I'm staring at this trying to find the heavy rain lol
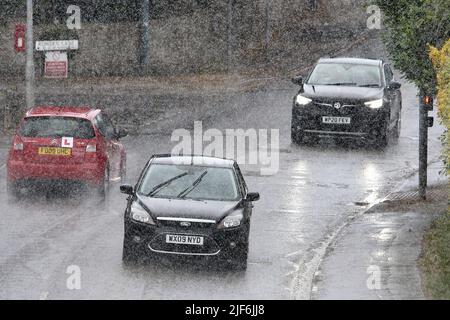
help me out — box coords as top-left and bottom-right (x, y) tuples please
(0, 0), (449, 304)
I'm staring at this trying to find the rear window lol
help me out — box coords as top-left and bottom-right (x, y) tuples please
(19, 117), (95, 139)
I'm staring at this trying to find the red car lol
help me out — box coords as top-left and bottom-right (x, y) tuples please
(7, 106), (127, 200)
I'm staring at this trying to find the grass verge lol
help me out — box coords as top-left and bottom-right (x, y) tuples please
(421, 208), (450, 299)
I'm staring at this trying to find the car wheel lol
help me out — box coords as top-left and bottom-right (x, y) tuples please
(393, 118), (401, 141)
(375, 129), (388, 148)
(6, 181), (21, 203)
(122, 237), (140, 266)
(229, 242), (249, 271)
(120, 160), (127, 184)
(291, 127), (305, 145)
(97, 166), (110, 200)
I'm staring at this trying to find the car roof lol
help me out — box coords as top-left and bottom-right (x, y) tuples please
(151, 155), (236, 168)
(25, 106), (100, 120)
(317, 57), (382, 66)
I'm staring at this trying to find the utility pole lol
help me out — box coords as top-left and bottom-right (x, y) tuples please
(25, 0), (35, 109)
(264, 0), (270, 63)
(418, 94), (434, 199)
(140, 0), (150, 73)
(227, 0), (234, 71)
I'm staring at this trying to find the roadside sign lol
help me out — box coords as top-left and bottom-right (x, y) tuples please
(36, 40), (78, 51)
(44, 51), (68, 78)
(14, 24), (26, 52)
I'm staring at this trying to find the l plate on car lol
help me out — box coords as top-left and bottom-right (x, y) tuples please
(322, 116), (351, 124)
(166, 234), (204, 246)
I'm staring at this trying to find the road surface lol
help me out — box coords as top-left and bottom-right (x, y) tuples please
(0, 40), (444, 300)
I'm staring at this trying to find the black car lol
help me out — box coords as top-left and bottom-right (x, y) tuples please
(120, 155), (260, 270)
(291, 57), (402, 147)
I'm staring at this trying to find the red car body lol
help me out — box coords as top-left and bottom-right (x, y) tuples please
(7, 106), (126, 194)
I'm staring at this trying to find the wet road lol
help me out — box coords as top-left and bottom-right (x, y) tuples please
(0, 72), (444, 299)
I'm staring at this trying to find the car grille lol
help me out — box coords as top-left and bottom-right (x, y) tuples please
(156, 217), (216, 230)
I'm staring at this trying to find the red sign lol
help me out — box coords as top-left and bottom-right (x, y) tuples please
(44, 51), (68, 78)
(14, 24), (26, 53)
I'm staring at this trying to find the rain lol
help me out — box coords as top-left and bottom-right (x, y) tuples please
(0, 0), (448, 303)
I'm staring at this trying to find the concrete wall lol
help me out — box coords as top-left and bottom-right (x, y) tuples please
(0, 0), (373, 77)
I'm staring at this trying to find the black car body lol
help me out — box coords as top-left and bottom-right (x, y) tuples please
(291, 58), (402, 147)
(120, 155), (260, 270)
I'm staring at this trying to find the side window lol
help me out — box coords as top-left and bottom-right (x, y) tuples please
(102, 114), (116, 139)
(94, 113), (115, 139)
(234, 164), (248, 196)
(384, 64), (394, 84)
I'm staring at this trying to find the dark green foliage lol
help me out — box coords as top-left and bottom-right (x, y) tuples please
(374, 0), (450, 95)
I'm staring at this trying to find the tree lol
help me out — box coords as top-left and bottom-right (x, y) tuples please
(374, 0), (449, 95)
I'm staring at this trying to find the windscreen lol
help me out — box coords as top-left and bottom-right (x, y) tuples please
(138, 164), (239, 201)
(307, 63), (382, 87)
(19, 117), (95, 139)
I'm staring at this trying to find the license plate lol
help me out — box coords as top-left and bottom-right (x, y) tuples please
(38, 147), (72, 156)
(166, 234), (204, 246)
(322, 116), (351, 124)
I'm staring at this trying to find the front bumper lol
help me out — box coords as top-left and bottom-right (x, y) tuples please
(291, 103), (388, 139)
(7, 160), (104, 186)
(124, 218), (248, 258)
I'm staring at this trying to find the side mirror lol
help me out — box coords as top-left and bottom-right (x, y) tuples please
(116, 128), (128, 139)
(388, 81), (401, 90)
(291, 75), (303, 86)
(120, 184), (134, 195)
(246, 192), (260, 202)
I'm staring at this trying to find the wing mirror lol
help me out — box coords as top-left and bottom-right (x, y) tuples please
(388, 81), (401, 90)
(120, 184), (134, 195)
(291, 75), (303, 86)
(116, 128), (128, 139)
(246, 192), (260, 202)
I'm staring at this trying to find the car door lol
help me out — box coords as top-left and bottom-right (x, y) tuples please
(234, 164), (253, 220)
(94, 113), (123, 181)
(384, 64), (401, 127)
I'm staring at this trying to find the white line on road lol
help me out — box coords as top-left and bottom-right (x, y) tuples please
(39, 291), (49, 300)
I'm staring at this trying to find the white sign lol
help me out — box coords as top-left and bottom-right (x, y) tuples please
(62, 137), (74, 148)
(45, 51), (68, 78)
(36, 40), (78, 51)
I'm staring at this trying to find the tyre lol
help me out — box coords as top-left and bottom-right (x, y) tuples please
(120, 160), (127, 184)
(97, 166), (110, 201)
(291, 126), (305, 145)
(6, 181), (21, 203)
(228, 243), (248, 271)
(393, 118), (401, 141)
(375, 129), (388, 148)
(227, 230), (249, 271)
(122, 237), (140, 266)
(373, 116), (389, 148)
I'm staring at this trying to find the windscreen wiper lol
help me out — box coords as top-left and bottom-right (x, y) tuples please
(358, 84), (381, 87)
(325, 82), (357, 86)
(146, 172), (188, 197)
(177, 170), (208, 199)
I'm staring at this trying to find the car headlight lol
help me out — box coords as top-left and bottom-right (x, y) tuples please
(130, 201), (155, 225)
(218, 211), (244, 229)
(295, 95), (312, 106)
(364, 98), (383, 109)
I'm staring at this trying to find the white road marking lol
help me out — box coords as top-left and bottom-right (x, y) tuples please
(39, 291), (49, 300)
